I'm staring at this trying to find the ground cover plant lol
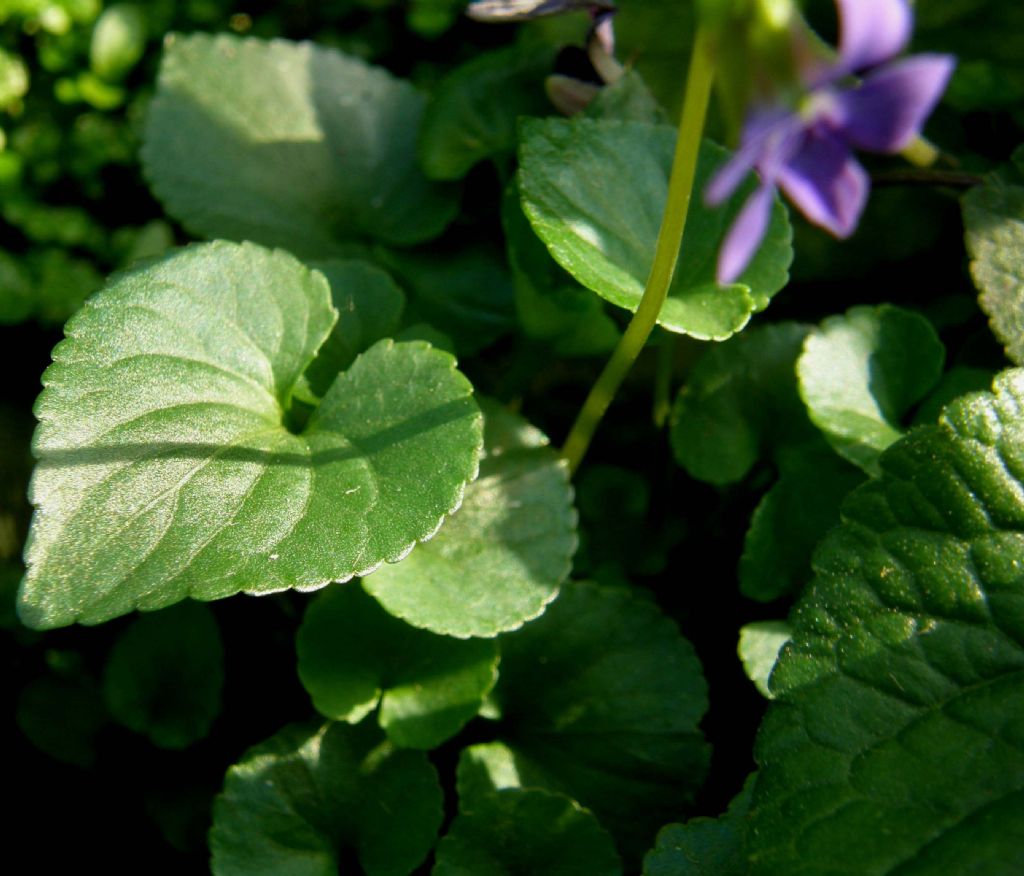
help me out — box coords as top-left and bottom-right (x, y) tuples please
(3, 0), (1024, 872)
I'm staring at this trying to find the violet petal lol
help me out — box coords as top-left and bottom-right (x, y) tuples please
(834, 54), (955, 152)
(834, 0), (911, 74)
(704, 108), (796, 205)
(716, 183), (776, 285)
(776, 129), (868, 238)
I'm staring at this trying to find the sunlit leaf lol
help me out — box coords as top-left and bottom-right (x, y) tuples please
(19, 241), (482, 628)
(797, 304), (945, 474)
(748, 368), (1024, 874)
(363, 403), (574, 638)
(963, 175), (1024, 365)
(142, 34), (458, 257)
(518, 118), (792, 339)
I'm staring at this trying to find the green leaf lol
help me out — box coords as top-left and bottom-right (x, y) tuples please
(493, 581), (710, 861)
(963, 177), (1024, 365)
(435, 789), (622, 876)
(737, 621), (791, 699)
(670, 323), (814, 485)
(142, 34), (458, 257)
(797, 304), (946, 474)
(19, 241), (482, 629)
(302, 259), (405, 398)
(911, 366), (997, 427)
(16, 674), (107, 767)
(502, 185), (619, 358)
(210, 721), (443, 876)
(375, 241), (518, 357)
(642, 781), (752, 876)
(363, 403), (575, 638)
(418, 43), (557, 181)
(434, 742), (622, 875)
(739, 445), (864, 602)
(747, 368), (1024, 874)
(296, 582), (499, 749)
(584, 70), (667, 124)
(103, 601), (224, 748)
(517, 118), (792, 339)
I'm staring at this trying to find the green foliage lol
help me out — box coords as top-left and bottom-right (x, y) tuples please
(642, 782), (752, 876)
(797, 305), (946, 474)
(103, 601), (224, 748)
(436, 745), (622, 876)
(419, 43), (557, 181)
(493, 581), (710, 860)
(209, 721), (444, 876)
(18, 241), (482, 628)
(737, 620), (791, 699)
(963, 171), (1024, 365)
(363, 403), (575, 638)
(301, 258), (406, 398)
(670, 323), (814, 484)
(747, 369), (1024, 874)
(518, 119), (793, 339)
(297, 582), (499, 748)
(142, 33), (459, 257)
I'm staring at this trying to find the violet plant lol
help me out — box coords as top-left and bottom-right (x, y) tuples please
(3, 0), (1024, 873)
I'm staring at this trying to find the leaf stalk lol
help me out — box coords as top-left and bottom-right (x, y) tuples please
(560, 26), (715, 474)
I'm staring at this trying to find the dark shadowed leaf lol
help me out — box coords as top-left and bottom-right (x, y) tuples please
(297, 582), (498, 749)
(210, 721), (443, 876)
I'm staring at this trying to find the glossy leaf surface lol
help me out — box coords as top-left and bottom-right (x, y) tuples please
(748, 369), (1024, 874)
(518, 119), (792, 339)
(797, 304), (945, 474)
(19, 241), (482, 628)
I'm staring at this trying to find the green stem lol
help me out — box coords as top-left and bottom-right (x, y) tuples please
(560, 26), (715, 475)
(652, 333), (674, 428)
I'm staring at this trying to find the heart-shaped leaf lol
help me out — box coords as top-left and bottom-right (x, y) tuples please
(142, 34), (458, 258)
(19, 241), (482, 629)
(492, 581), (710, 861)
(210, 721), (443, 876)
(517, 118), (792, 340)
(747, 368), (1024, 874)
(797, 304), (945, 474)
(302, 259), (405, 398)
(103, 601), (224, 748)
(297, 581), (499, 749)
(362, 402), (575, 638)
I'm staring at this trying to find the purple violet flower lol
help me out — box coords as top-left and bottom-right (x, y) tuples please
(706, 0), (955, 285)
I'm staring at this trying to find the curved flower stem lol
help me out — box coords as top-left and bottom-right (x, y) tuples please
(561, 26), (715, 475)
